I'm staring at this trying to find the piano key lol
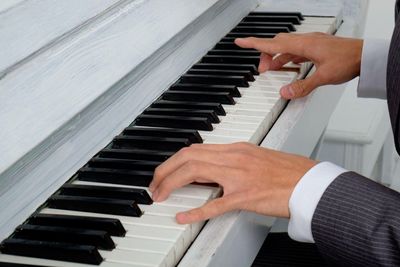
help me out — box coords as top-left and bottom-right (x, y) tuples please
(100, 249), (168, 267)
(248, 11), (305, 20)
(231, 26), (290, 33)
(191, 63), (259, 75)
(0, 239), (103, 265)
(225, 32), (276, 38)
(178, 74), (249, 87)
(89, 158), (160, 171)
(201, 55), (259, 65)
(143, 108), (220, 123)
(163, 90), (236, 104)
(47, 195), (143, 217)
(0, 253), (155, 267)
(122, 127), (203, 143)
(237, 21), (296, 31)
(242, 15), (301, 25)
(27, 214), (126, 237)
(78, 167), (154, 187)
(170, 83), (241, 97)
(113, 135), (193, 151)
(135, 114), (213, 131)
(185, 69), (254, 82)
(72, 181), (221, 201)
(59, 184), (153, 205)
(40, 209), (192, 245)
(13, 224), (115, 250)
(207, 50), (260, 57)
(0, 262), (40, 267)
(150, 100), (226, 115)
(99, 148), (173, 162)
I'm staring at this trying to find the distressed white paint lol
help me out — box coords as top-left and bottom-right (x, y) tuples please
(0, 0), (122, 77)
(0, 0), (24, 13)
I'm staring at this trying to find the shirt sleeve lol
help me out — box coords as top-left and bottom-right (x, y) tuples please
(287, 162), (347, 243)
(358, 38), (391, 99)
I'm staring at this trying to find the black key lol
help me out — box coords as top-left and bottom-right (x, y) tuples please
(113, 135), (192, 150)
(47, 195), (143, 217)
(248, 11), (305, 20)
(60, 184), (153, 204)
(135, 114), (213, 131)
(89, 157), (159, 171)
(13, 224), (115, 250)
(99, 148), (174, 162)
(78, 167), (154, 187)
(123, 126), (203, 143)
(225, 32), (276, 38)
(162, 91), (235, 105)
(170, 83), (241, 97)
(143, 108), (220, 123)
(28, 214), (126, 237)
(231, 26), (290, 33)
(202, 55), (259, 65)
(192, 63), (259, 75)
(186, 69), (254, 82)
(0, 238), (103, 265)
(237, 22), (296, 31)
(151, 100), (226, 115)
(208, 50), (260, 57)
(213, 41), (256, 50)
(178, 74), (249, 87)
(242, 15), (301, 25)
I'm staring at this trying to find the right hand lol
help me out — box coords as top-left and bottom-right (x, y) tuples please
(235, 33), (363, 99)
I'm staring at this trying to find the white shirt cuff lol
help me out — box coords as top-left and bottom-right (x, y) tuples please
(288, 162), (347, 243)
(358, 38), (391, 99)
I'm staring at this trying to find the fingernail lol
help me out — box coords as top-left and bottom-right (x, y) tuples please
(282, 86), (295, 98)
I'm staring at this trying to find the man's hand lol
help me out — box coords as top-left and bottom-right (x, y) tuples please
(235, 33), (363, 99)
(149, 143), (317, 224)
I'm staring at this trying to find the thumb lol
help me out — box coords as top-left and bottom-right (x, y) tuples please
(280, 73), (321, 99)
(175, 195), (238, 224)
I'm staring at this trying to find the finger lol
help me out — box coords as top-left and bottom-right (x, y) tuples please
(292, 56), (309, 64)
(279, 72), (322, 99)
(176, 194), (241, 224)
(151, 147), (234, 191)
(234, 37), (282, 54)
(270, 54), (308, 70)
(234, 35), (308, 57)
(153, 161), (241, 202)
(258, 53), (273, 73)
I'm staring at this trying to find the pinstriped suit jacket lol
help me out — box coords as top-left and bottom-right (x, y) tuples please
(311, 2), (400, 266)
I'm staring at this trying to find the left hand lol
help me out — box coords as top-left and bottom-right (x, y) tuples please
(149, 142), (317, 224)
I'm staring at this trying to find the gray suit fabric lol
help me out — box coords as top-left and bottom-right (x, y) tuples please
(311, 2), (400, 266)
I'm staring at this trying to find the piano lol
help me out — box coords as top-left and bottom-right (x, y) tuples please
(0, 0), (368, 266)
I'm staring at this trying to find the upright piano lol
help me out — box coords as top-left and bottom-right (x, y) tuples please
(0, 0), (368, 266)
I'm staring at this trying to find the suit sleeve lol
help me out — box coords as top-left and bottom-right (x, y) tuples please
(311, 172), (400, 266)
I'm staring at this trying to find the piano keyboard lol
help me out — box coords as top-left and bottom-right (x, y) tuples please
(0, 12), (337, 267)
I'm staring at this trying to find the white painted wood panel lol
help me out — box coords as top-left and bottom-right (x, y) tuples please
(0, 0), (122, 77)
(0, 0), (24, 14)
